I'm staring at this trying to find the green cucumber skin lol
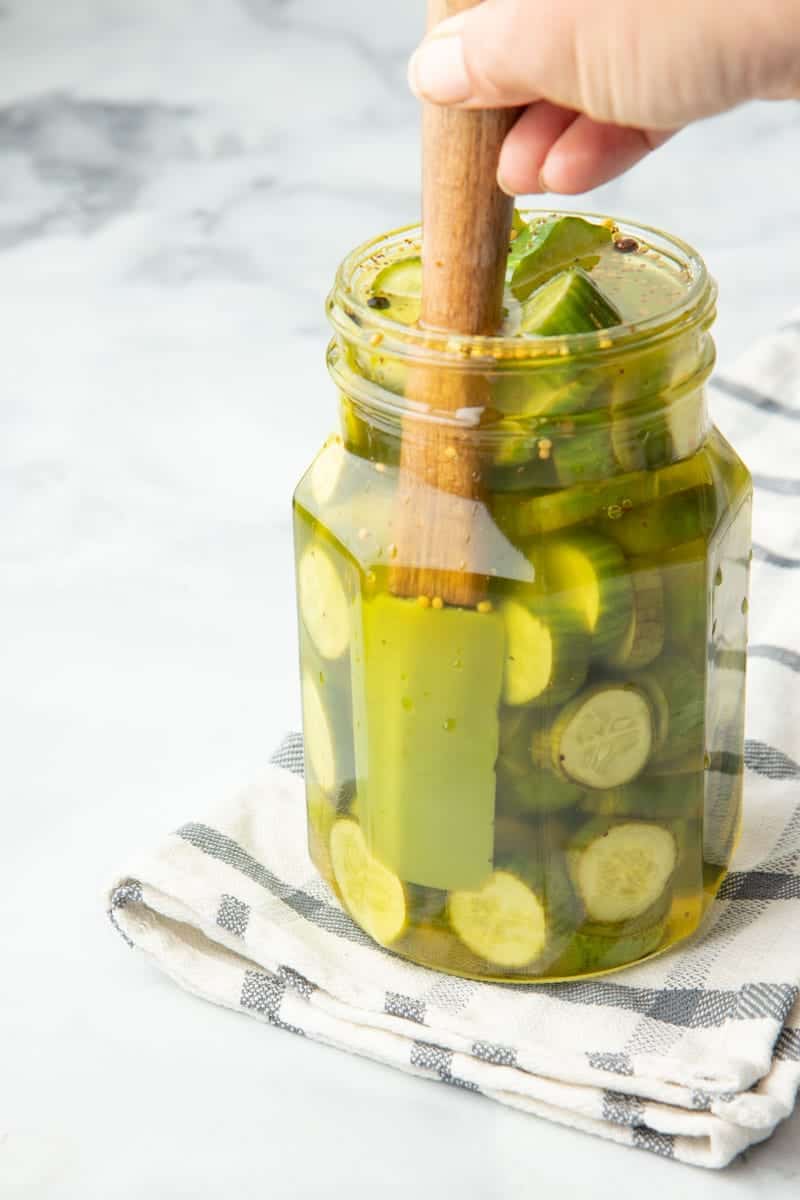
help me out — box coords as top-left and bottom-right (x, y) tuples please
(501, 594), (591, 709)
(578, 773), (703, 821)
(551, 919), (668, 975)
(494, 848), (584, 959)
(538, 531), (634, 662)
(519, 268), (622, 337)
(510, 217), (613, 300)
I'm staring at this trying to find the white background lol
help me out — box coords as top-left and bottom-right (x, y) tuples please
(2, 1), (799, 1194)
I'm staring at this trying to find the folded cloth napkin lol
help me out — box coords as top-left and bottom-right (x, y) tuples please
(108, 316), (800, 1170)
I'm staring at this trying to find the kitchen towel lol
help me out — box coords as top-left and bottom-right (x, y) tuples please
(108, 315), (800, 1169)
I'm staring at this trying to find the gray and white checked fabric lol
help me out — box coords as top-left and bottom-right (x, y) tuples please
(108, 315), (800, 1169)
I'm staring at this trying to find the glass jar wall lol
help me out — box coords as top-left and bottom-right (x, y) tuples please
(293, 213), (752, 982)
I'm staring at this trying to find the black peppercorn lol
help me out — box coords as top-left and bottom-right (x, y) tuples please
(614, 237), (639, 254)
(367, 295), (391, 310)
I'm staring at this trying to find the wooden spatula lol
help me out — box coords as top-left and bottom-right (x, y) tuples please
(389, 0), (518, 608)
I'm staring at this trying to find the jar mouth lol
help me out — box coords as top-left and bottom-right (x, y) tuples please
(328, 210), (717, 365)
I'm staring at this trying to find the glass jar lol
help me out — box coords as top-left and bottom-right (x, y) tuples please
(293, 212), (752, 982)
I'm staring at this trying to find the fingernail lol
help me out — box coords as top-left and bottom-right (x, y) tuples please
(408, 34), (471, 104)
(497, 170), (517, 198)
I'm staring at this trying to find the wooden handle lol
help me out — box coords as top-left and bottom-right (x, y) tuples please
(389, 0), (517, 607)
(421, 0), (517, 335)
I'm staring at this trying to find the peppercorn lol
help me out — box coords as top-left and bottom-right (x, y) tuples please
(367, 295), (391, 310)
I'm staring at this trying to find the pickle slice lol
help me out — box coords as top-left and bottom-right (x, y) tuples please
(578, 773), (703, 821)
(330, 819), (407, 946)
(370, 256), (422, 324)
(540, 532), (634, 660)
(496, 710), (584, 816)
(637, 656), (705, 771)
(501, 596), (589, 707)
(532, 682), (654, 789)
(520, 267), (622, 336)
(492, 453), (708, 543)
(570, 820), (677, 922)
(309, 435), (348, 508)
(498, 769), (585, 819)
(552, 885), (672, 974)
(510, 216), (613, 300)
(550, 423), (617, 488)
(487, 417), (558, 494)
(298, 541), (351, 661)
(553, 919), (668, 975)
(610, 485), (718, 556)
(449, 871), (548, 968)
(604, 567), (665, 670)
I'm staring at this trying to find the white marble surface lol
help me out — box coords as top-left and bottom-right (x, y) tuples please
(2, 2), (800, 1195)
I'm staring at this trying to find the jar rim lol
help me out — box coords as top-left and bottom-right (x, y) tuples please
(328, 209), (717, 365)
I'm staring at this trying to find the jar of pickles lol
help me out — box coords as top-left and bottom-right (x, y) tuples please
(293, 211), (752, 982)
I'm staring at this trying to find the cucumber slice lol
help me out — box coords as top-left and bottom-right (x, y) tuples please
(510, 216), (613, 301)
(450, 817), (582, 969)
(492, 452), (708, 542)
(302, 671), (337, 794)
(610, 485), (718, 556)
(491, 361), (600, 420)
(492, 813), (575, 863)
(330, 819), (407, 946)
(519, 268), (622, 336)
(550, 423), (617, 488)
(540, 532), (634, 660)
(298, 542), (351, 661)
(498, 769), (585, 818)
(449, 871), (547, 967)
(630, 670), (670, 753)
(352, 347), (409, 400)
(532, 682), (654, 789)
(501, 596), (590, 707)
(604, 567), (665, 670)
(486, 417), (558, 494)
(552, 918), (668, 975)
(552, 885), (673, 974)
(495, 710), (585, 815)
(578, 772), (703, 821)
(370, 256), (422, 324)
(309, 435), (348, 508)
(571, 820), (677, 922)
(636, 656), (705, 771)
(612, 389), (706, 473)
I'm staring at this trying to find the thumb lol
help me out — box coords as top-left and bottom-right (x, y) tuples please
(408, 2), (557, 110)
(408, 0), (790, 130)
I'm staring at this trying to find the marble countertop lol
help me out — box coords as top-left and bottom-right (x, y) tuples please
(3, 1), (800, 1194)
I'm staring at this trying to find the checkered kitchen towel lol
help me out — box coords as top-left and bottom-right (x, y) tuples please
(108, 316), (800, 1169)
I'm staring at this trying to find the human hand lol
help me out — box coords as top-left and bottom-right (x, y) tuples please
(407, 0), (800, 194)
